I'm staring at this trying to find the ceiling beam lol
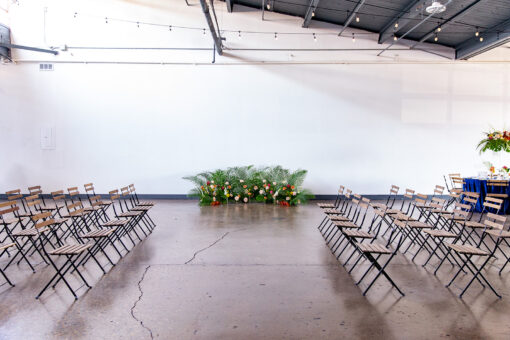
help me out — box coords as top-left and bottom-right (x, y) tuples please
(378, 0), (428, 44)
(302, 0), (320, 28)
(456, 17), (510, 60)
(225, 0), (234, 13)
(0, 42), (58, 55)
(338, 0), (366, 37)
(410, 0), (483, 49)
(199, 0), (223, 55)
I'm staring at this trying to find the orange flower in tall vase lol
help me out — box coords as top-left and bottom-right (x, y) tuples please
(490, 166), (495, 174)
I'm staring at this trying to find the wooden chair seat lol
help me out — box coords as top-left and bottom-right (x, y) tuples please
(332, 220), (359, 228)
(13, 227), (47, 237)
(118, 211), (143, 217)
(343, 230), (374, 239)
(370, 203), (386, 209)
(451, 188), (463, 194)
(386, 208), (402, 214)
(54, 218), (69, 224)
(317, 203), (335, 208)
(138, 201), (154, 206)
(102, 219), (129, 226)
(395, 213), (416, 221)
(423, 229), (457, 238)
(406, 221), (430, 228)
(356, 242), (392, 254)
(61, 211), (89, 218)
(81, 228), (116, 239)
(323, 209), (342, 215)
(100, 200), (112, 206)
(461, 220), (486, 228)
(447, 243), (488, 256)
(0, 243), (15, 251)
(131, 206), (151, 211)
(0, 217), (20, 225)
(49, 243), (92, 255)
(39, 206), (56, 211)
(485, 229), (510, 238)
(329, 215), (349, 221)
(84, 206), (102, 211)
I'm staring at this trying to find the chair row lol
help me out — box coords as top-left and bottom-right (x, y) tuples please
(317, 184), (510, 299)
(0, 183), (156, 300)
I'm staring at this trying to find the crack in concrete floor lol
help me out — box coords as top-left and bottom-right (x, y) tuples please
(130, 265), (154, 340)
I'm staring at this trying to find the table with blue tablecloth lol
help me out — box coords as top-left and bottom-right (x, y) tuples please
(463, 178), (510, 214)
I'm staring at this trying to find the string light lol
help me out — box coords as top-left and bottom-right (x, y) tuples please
(352, 33), (355, 43)
(437, 26), (441, 32)
(312, 11), (315, 17)
(105, 17), (108, 24)
(136, 21), (139, 28)
(393, 34), (397, 41)
(434, 33), (438, 42)
(274, 32), (278, 40)
(238, 30), (241, 39)
(355, 16), (360, 23)
(169, 25), (172, 31)
(313, 33), (317, 42)
(203, 28), (206, 35)
(394, 22), (399, 28)
(480, 36), (484, 42)
(475, 27), (479, 37)
(266, 3), (270, 10)
(73, 12), (77, 18)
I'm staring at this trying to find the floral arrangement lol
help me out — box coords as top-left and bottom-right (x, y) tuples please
(183, 165), (314, 206)
(477, 129), (510, 153)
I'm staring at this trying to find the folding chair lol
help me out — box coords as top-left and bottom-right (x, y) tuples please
(352, 218), (406, 296)
(486, 179), (509, 204)
(481, 214), (510, 275)
(318, 189), (352, 233)
(128, 184), (155, 206)
(84, 183), (112, 221)
(121, 186), (155, 231)
(444, 213), (506, 298)
(317, 185), (344, 209)
(33, 212), (98, 300)
(0, 242), (17, 287)
(109, 190), (146, 245)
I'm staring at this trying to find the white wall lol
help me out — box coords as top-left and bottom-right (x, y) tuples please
(1, 0), (510, 195)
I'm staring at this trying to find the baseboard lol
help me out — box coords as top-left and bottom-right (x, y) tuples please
(0, 194), (451, 200)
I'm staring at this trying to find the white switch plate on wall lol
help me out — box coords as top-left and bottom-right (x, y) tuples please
(40, 126), (56, 149)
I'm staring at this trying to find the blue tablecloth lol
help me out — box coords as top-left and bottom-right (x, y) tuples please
(463, 178), (510, 214)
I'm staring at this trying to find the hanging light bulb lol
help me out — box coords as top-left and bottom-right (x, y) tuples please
(475, 27), (479, 37)
(313, 33), (317, 42)
(352, 33), (355, 43)
(203, 28), (206, 35)
(73, 12), (77, 18)
(393, 35), (397, 41)
(274, 32), (278, 40)
(266, 3), (270, 10)
(434, 33), (438, 42)
(356, 16), (360, 23)
(312, 11), (315, 17)
(480, 36), (484, 42)
(437, 26), (442, 32)
(395, 22), (399, 29)
(137, 22), (140, 28)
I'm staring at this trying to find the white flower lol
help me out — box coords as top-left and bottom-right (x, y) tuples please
(273, 182), (276, 185)
(211, 180), (214, 184)
(225, 181), (229, 185)
(210, 185), (214, 189)
(274, 190), (279, 197)
(282, 180), (287, 184)
(259, 190), (264, 195)
(286, 197), (290, 201)
(240, 179), (244, 183)
(292, 192), (296, 196)
(263, 179), (267, 183)
(245, 189), (248, 194)
(213, 197), (216, 201)
(254, 186), (258, 190)
(243, 197), (248, 203)
(235, 196), (239, 201)
(224, 189), (228, 196)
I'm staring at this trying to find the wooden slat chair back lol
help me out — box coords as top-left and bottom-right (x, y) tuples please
(6, 189), (28, 213)
(486, 180), (509, 200)
(450, 176), (465, 195)
(434, 185), (445, 196)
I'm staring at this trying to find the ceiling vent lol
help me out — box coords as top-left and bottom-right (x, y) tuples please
(426, 1), (446, 14)
(39, 63), (54, 71)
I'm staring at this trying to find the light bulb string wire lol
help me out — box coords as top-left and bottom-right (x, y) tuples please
(70, 10), (509, 38)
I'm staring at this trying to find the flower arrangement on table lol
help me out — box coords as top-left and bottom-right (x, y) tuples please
(183, 166), (314, 206)
(477, 129), (510, 153)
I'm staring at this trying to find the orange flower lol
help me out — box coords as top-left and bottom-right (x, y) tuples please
(490, 166), (495, 173)
(243, 185), (247, 188)
(291, 185), (295, 189)
(282, 187), (287, 191)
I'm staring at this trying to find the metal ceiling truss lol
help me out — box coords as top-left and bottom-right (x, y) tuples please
(199, 0), (223, 56)
(378, 0), (428, 44)
(302, 0), (320, 28)
(338, 0), (366, 37)
(456, 16), (510, 59)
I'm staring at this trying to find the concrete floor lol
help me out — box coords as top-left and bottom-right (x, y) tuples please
(1, 200), (510, 339)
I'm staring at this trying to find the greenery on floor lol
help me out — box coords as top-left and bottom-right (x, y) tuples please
(183, 165), (314, 206)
